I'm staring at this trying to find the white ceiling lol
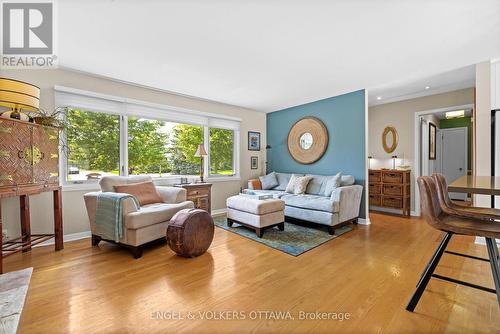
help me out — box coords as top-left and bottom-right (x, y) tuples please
(57, 0), (500, 112)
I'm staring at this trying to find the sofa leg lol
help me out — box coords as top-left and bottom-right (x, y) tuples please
(352, 218), (358, 224)
(256, 228), (264, 238)
(227, 218), (233, 227)
(129, 246), (143, 259)
(327, 226), (335, 235)
(278, 222), (285, 231)
(91, 234), (101, 246)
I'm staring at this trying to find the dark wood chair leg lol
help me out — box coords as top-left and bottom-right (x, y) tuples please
(91, 234), (101, 246)
(406, 232), (452, 312)
(129, 246), (143, 259)
(227, 218), (233, 227)
(256, 228), (264, 238)
(485, 237), (500, 307)
(278, 222), (285, 231)
(327, 226), (335, 235)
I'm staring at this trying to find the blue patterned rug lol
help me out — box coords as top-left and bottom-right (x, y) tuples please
(213, 215), (352, 256)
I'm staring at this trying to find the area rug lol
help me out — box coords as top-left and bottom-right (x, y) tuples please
(213, 216), (352, 256)
(0, 267), (32, 334)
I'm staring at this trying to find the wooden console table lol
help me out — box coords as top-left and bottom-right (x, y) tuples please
(0, 185), (63, 274)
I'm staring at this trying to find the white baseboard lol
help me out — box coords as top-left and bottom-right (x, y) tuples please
(34, 230), (91, 248)
(358, 217), (371, 225)
(211, 208), (227, 217)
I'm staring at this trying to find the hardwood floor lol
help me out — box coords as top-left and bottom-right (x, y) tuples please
(4, 212), (500, 333)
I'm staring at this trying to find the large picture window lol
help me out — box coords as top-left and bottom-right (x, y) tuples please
(57, 88), (240, 185)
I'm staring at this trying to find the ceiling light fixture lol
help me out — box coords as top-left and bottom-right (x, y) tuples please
(445, 110), (465, 119)
(376, 96), (382, 100)
(425, 86), (431, 90)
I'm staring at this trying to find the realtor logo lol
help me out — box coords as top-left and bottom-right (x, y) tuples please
(1, 1), (57, 68)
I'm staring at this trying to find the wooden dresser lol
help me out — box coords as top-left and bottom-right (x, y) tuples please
(0, 118), (63, 274)
(368, 169), (411, 217)
(174, 183), (212, 214)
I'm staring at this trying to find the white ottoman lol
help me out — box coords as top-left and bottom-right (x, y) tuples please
(226, 195), (285, 238)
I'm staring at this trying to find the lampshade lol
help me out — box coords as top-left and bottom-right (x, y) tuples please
(0, 78), (40, 111)
(194, 144), (208, 157)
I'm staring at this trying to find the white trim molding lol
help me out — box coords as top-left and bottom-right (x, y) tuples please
(358, 217), (371, 225)
(34, 231), (92, 248)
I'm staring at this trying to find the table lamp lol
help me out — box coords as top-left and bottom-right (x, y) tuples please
(368, 156), (372, 169)
(194, 144), (208, 183)
(392, 155), (398, 169)
(0, 78), (40, 120)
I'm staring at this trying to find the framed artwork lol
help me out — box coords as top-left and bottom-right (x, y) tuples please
(248, 131), (261, 151)
(429, 122), (436, 160)
(250, 156), (258, 169)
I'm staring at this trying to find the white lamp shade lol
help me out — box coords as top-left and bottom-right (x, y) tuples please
(194, 144), (207, 157)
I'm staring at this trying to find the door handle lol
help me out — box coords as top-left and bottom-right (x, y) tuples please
(459, 168), (463, 171)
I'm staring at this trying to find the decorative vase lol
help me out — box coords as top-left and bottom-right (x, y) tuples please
(0, 110), (30, 122)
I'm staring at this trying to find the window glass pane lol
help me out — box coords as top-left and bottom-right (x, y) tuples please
(66, 108), (120, 181)
(166, 123), (204, 176)
(209, 128), (234, 175)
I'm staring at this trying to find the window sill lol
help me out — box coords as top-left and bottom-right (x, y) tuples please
(62, 183), (100, 192)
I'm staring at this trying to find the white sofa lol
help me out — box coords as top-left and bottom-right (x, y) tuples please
(247, 172), (363, 234)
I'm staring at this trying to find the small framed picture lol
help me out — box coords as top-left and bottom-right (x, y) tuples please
(251, 156), (258, 169)
(248, 131), (261, 151)
(429, 123), (436, 160)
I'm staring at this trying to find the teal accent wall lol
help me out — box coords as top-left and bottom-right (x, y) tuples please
(439, 117), (472, 171)
(266, 90), (367, 218)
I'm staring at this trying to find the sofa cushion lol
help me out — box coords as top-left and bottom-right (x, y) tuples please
(114, 181), (163, 206)
(99, 175), (152, 192)
(282, 194), (339, 213)
(259, 172), (279, 190)
(125, 201), (194, 229)
(251, 190), (288, 198)
(286, 174), (313, 194)
(340, 175), (355, 186)
(323, 172), (342, 197)
(273, 172), (300, 190)
(227, 195), (285, 215)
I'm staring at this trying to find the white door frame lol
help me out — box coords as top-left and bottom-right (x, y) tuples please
(413, 104), (473, 216)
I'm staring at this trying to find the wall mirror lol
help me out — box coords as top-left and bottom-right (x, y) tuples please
(287, 117), (328, 164)
(382, 126), (398, 153)
(299, 132), (313, 150)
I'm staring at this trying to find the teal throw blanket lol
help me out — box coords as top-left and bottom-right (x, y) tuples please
(95, 192), (140, 242)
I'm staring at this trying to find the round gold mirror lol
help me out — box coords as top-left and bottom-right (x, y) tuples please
(288, 117), (328, 164)
(382, 126), (398, 153)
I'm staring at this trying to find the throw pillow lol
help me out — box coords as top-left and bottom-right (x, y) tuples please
(259, 172), (279, 190)
(114, 181), (162, 206)
(286, 174), (313, 195)
(323, 172), (342, 197)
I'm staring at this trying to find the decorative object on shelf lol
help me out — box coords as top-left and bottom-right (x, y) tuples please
(429, 122), (436, 160)
(167, 209), (214, 258)
(248, 131), (261, 151)
(180, 177), (188, 184)
(174, 183), (212, 213)
(194, 144), (208, 182)
(251, 156), (258, 169)
(368, 169), (411, 217)
(0, 78), (40, 123)
(368, 156), (373, 169)
(265, 144), (272, 174)
(391, 155), (398, 169)
(382, 126), (398, 153)
(287, 116), (328, 164)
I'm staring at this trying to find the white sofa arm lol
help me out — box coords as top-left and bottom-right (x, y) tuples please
(330, 185), (363, 222)
(156, 186), (187, 204)
(84, 191), (139, 227)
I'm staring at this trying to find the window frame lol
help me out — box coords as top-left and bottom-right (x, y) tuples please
(56, 87), (241, 188)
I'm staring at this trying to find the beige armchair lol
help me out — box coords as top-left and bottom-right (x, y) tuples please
(84, 176), (194, 258)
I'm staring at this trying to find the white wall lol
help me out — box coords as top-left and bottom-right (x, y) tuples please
(368, 88), (474, 212)
(1, 69), (266, 239)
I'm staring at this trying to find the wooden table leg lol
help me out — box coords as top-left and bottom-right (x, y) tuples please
(1, 200), (3, 274)
(53, 188), (63, 251)
(20, 195), (31, 252)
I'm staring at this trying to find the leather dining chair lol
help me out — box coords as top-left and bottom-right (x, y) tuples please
(406, 176), (500, 312)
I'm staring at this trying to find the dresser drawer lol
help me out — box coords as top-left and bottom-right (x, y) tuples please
(369, 170), (381, 183)
(369, 195), (381, 206)
(382, 171), (403, 184)
(382, 196), (403, 209)
(369, 183), (382, 195)
(383, 184), (403, 196)
(187, 188), (210, 197)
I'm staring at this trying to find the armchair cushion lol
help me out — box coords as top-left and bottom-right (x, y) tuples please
(125, 201), (194, 229)
(114, 181), (162, 206)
